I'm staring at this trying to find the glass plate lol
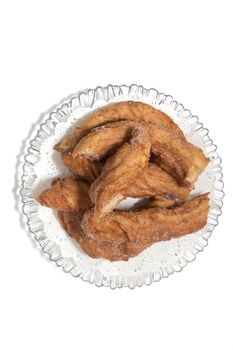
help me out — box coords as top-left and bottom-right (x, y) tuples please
(18, 84), (224, 288)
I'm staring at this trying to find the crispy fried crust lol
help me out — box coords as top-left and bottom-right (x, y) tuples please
(36, 177), (92, 211)
(82, 194), (209, 245)
(72, 121), (134, 159)
(126, 164), (190, 199)
(58, 211), (129, 261)
(125, 241), (154, 257)
(89, 125), (151, 214)
(54, 101), (185, 152)
(61, 152), (103, 182)
(143, 196), (177, 208)
(148, 125), (209, 186)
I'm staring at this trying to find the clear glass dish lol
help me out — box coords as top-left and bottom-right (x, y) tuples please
(18, 84), (224, 288)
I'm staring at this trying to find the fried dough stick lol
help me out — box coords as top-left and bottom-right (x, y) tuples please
(57, 194), (182, 261)
(57, 195), (208, 261)
(89, 124), (151, 214)
(58, 210), (159, 261)
(72, 121), (209, 186)
(82, 194), (209, 245)
(61, 152), (103, 182)
(36, 177), (92, 211)
(54, 101), (185, 152)
(58, 211), (129, 261)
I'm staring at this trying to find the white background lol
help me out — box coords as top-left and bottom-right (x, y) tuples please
(0, 1), (232, 349)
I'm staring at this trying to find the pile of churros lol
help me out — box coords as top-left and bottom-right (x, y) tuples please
(36, 101), (210, 261)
